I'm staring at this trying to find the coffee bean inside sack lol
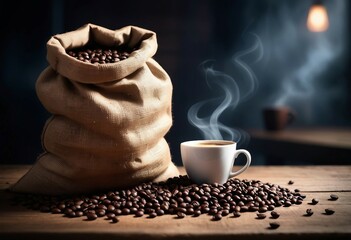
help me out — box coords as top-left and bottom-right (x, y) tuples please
(66, 45), (135, 64)
(11, 176), (304, 223)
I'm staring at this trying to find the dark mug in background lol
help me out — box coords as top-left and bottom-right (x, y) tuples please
(263, 107), (295, 131)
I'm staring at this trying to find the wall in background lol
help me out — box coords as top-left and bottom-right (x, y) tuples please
(1, 0), (350, 165)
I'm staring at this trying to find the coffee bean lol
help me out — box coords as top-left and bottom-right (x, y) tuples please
(111, 216), (119, 223)
(249, 206), (259, 212)
(130, 207), (138, 213)
(258, 207), (267, 213)
(284, 201), (292, 207)
(311, 198), (319, 205)
(148, 212), (157, 218)
(52, 208), (61, 214)
(294, 189), (300, 192)
(177, 212), (186, 218)
(240, 206), (249, 212)
(193, 210), (201, 217)
(135, 211), (144, 217)
(86, 212), (97, 220)
(300, 194), (306, 199)
(288, 180), (294, 185)
(156, 209), (165, 216)
(202, 207), (210, 213)
(75, 200), (84, 206)
(106, 213), (115, 219)
(186, 208), (194, 215)
(107, 205), (115, 212)
(221, 209), (229, 216)
(97, 204), (107, 210)
(58, 203), (66, 210)
(122, 208), (130, 215)
(256, 213), (266, 219)
(234, 206), (241, 212)
(209, 208), (218, 215)
(76, 211), (84, 217)
(179, 203), (187, 208)
(178, 207), (187, 214)
(96, 209), (106, 217)
(68, 211), (76, 218)
(64, 208), (73, 215)
(267, 205), (275, 211)
(329, 194), (338, 201)
(305, 209), (313, 216)
(233, 212), (241, 218)
(114, 209), (122, 215)
(270, 211), (280, 219)
(325, 209), (335, 215)
(212, 213), (222, 221)
(269, 222), (280, 229)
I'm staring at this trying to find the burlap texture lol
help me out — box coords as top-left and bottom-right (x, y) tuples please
(11, 23), (179, 195)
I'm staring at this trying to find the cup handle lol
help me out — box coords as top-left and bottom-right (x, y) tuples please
(229, 149), (251, 178)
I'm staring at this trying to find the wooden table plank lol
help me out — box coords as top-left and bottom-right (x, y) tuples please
(0, 165), (350, 240)
(250, 128), (351, 149)
(248, 129), (351, 165)
(2, 165), (351, 192)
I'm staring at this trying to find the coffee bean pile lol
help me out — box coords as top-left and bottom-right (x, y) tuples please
(67, 46), (134, 64)
(12, 175), (306, 224)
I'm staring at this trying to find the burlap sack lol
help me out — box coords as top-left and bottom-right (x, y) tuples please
(12, 23), (179, 195)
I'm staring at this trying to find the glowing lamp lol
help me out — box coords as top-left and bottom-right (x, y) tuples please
(307, 1), (329, 32)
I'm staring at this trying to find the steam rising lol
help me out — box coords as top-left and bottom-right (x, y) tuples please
(274, 37), (335, 107)
(259, 0), (348, 124)
(187, 0), (348, 141)
(232, 33), (263, 102)
(188, 34), (263, 143)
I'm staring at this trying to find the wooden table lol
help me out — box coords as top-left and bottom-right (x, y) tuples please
(249, 128), (351, 164)
(1, 165), (351, 240)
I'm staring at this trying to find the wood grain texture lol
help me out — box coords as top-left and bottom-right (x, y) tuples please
(250, 128), (351, 149)
(0, 165), (350, 240)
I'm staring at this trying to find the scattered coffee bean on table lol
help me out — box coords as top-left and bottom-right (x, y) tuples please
(305, 209), (314, 216)
(256, 213), (267, 219)
(270, 211), (280, 219)
(288, 180), (294, 185)
(311, 198), (319, 205)
(11, 175), (304, 223)
(67, 45), (135, 64)
(329, 194), (339, 201)
(324, 209), (335, 215)
(269, 222), (280, 229)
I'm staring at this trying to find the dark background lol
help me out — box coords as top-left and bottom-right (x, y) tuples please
(1, 0), (350, 166)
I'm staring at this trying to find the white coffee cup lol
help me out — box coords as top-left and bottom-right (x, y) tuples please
(180, 140), (251, 184)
